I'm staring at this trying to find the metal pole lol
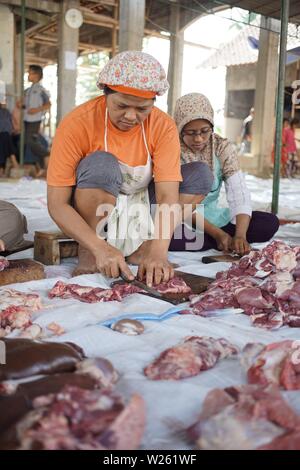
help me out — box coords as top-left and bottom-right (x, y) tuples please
(19, 0), (26, 166)
(272, 0), (289, 214)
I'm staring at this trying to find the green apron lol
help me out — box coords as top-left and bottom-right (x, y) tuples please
(197, 155), (231, 228)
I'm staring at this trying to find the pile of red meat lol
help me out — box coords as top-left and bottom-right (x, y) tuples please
(187, 384), (300, 450)
(242, 340), (300, 390)
(188, 241), (300, 329)
(17, 387), (145, 450)
(49, 277), (192, 304)
(0, 338), (145, 450)
(0, 289), (43, 338)
(0, 256), (9, 272)
(49, 280), (144, 303)
(144, 336), (238, 380)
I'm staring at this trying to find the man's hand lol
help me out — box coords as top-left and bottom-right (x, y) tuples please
(27, 107), (41, 115)
(0, 239), (5, 252)
(215, 231), (233, 252)
(230, 236), (251, 256)
(137, 243), (174, 287)
(95, 243), (134, 280)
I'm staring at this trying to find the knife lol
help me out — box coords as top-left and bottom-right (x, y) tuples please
(120, 274), (163, 299)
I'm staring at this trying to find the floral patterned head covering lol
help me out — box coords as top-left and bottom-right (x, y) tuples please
(174, 93), (239, 179)
(174, 93), (214, 135)
(97, 51), (169, 99)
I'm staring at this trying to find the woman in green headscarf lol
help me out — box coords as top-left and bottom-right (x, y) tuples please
(171, 93), (279, 255)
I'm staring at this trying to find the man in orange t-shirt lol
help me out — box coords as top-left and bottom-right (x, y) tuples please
(47, 51), (213, 286)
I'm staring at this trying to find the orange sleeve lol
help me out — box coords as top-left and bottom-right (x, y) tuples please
(47, 122), (89, 186)
(151, 115), (182, 183)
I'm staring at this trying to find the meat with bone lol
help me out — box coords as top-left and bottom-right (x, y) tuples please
(154, 277), (192, 294)
(49, 280), (144, 303)
(16, 386), (145, 450)
(188, 277), (255, 316)
(243, 340), (300, 390)
(0, 357), (119, 449)
(49, 277), (191, 304)
(144, 336), (238, 380)
(187, 384), (300, 450)
(0, 338), (84, 381)
(0, 289), (43, 338)
(217, 241), (300, 282)
(0, 256), (9, 272)
(189, 242), (300, 329)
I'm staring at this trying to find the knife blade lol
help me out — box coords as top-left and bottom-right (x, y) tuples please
(120, 274), (163, 299)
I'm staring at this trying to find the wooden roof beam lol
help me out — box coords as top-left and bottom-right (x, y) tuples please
(0, 0), (59, 13)
(12, 6), (53, 24)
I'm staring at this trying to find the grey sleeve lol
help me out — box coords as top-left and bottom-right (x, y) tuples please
(41, 89), (50, 105)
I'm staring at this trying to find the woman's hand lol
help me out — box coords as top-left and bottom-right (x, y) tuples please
(137, 243), (174, 287)
(215, 231), (233, 252)
(230, 236), (251, 256)
(0, 239), (5, 252)
(94, 243), (134, 280)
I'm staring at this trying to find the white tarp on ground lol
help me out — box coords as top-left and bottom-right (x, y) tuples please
(0, 176), (300, 449)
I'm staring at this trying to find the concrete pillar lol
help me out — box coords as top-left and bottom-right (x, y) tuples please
(0, 5), (15, 109)
(252, 17), (280, 176)
(119, 0), (145, 52)
(57, 0), (80, 124)
(167, 3), (184, 115)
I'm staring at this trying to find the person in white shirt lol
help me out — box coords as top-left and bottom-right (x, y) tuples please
(23, 65), (51, 175)
(170, 93), (279, 255)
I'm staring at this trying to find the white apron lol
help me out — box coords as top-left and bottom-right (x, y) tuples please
(104, 109), (155, 256)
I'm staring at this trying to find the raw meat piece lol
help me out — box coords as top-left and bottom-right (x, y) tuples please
(47, 322), (65, 336)
(49, 280), (144, 303)
(189, 277), (255, 316)
(188, 384), (300, 450)
(154, 277), (192, 294)
(49, 277), (191, 304)
(243, 340), (300, 390)
(75, 358), (119, 389)
(0, 256), (9, 272)
(16, 386), (145, 450)
(250, 310), (284, 330)
(188, 242), (300, 329)
(259, 430), (300, 450)
(0, 289), (43, 337)
(0, 356), (119, 448)
(18, 324), (42, 340)
(218, 241), (299, 281)
(0, 338), (84, 381)
(144, 336), (238, 380)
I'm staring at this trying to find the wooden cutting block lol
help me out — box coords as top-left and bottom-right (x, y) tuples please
(0, 259), (45, 286)
(174, 271), (214, 294)
(202, 254), (241, 264)
(158, 270), (214, 304)
(113, 271), (214, 305)
(34, 230), (78, 265)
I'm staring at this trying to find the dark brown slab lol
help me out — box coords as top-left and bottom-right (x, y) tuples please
(0, 259), (45, 286)
(202, 254), (241, 264)
(0, 241), (34, 257)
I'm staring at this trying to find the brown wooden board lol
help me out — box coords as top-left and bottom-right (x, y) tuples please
(112, 271), (213, 305)
(0, 259), (45, 286)
(202, 254), (241, 264)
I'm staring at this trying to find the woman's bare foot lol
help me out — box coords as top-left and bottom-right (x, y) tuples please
(72, 245), (98, 276)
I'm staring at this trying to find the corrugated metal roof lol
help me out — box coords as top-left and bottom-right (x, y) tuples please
(199, 24), (300, 68)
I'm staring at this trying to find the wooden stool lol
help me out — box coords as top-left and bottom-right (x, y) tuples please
(34, 231), (78, 265)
